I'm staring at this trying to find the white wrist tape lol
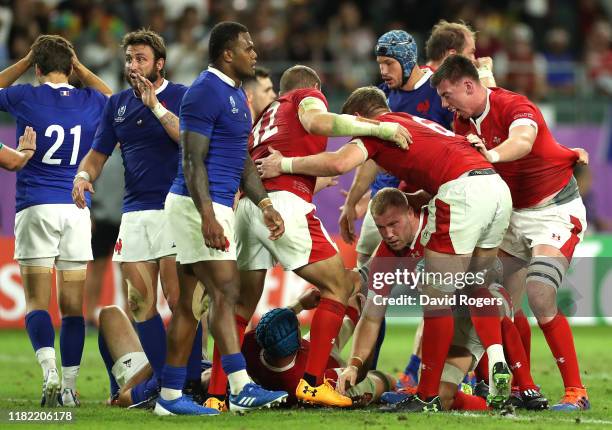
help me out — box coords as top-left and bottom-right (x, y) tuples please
(489, 150), (500, 163)
(280, 157), (294, 174)
(478, 68), (494, 80)
(151, 102), (169, 119)
(74, 171), (91, 183)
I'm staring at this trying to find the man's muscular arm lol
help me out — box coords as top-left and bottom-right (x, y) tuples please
(241, 154), (285, 240)
(297, 98), (411, 149)
(182, 130), (227, 250)
(339, 159), (378, 244)
(256, 141), (368, 179)
(136, 74), (180, 143)
(72, 149), (109, 209)
(467, 124), (536, 163)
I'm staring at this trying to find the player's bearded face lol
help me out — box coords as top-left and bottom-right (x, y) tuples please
(124, 45), (161, 88)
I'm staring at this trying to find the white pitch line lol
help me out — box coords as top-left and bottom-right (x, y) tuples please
(451, 411), (612, 426)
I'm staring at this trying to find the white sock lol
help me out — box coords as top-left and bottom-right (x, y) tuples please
(160, 388), (182, 401)
(61, 366), (79, 391)
(486, 344), (507, 394)
(35, 347), (56, 379)
(228, 369), (251, 395)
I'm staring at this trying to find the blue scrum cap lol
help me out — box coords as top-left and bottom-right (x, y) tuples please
(375, 30), (417, 84)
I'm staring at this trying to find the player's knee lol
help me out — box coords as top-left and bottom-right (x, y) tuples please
(127, 282), (155, 321)
(526, 256), (565, 291)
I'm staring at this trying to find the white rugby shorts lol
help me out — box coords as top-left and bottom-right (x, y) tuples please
(112, 209), (176, 262)
(14, 204), (92, 261)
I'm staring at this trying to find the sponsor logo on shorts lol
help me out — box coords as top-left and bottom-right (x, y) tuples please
(552, 233), (561, 241)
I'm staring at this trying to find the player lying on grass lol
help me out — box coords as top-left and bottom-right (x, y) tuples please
(237, 288), (394, 408)
(336, 188), (548, 412)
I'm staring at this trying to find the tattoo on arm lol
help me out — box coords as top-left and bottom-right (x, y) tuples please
(241, 155), (268, 205)
(182, 130), (213, 215)
(159, 112), (180, 143)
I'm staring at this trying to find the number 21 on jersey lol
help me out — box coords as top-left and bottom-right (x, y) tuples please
(252, 101), (280, 148)
(41, 124), (82, 165)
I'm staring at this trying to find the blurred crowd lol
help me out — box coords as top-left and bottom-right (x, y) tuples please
(0, 0), (610, 100)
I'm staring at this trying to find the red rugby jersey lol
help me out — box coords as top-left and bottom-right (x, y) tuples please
(249, 88), (328, 202)
(368, 209), (427, 298)
(453, 87), (577, 208)
(359, 112), (491, 195)
(242, 331), (340, 405)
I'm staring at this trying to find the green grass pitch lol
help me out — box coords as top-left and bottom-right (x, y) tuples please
(1, 324), (611, 429)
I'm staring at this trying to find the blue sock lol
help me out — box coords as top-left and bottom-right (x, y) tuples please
(131, 376), (159, 404)
(25, 310), (55, 351)
(404, 354), (421, 377)
(135, 314), (166, 379)
(371, 318), (386, 369)
(161, 365), (186, 390)
(97, 333), (119, 396)
(60, 316), (85, 367)
(221, 352), (246, 376)
(186, 322), (202, 382)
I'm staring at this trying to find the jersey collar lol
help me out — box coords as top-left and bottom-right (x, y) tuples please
(208, 66), (238, 87)
(409, 208), (426, 250)
(470, 88), (492, 135)
(44, 82), (74, 89)
(413, 68), (433, 90)
(259, 348), (297, 372)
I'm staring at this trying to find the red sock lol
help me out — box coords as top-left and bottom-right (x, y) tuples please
(207, 314), (249, 398)
(469, 288), (502, 349)
(305, 298), (346, 384)
(450, 390), (489, 411)
(501, 317), (537, 390)
(475, 354), (488, 383)
(345, 306), (359, 327)
(417, 314), (453, 399)
(514, 310), (531, 365)
(539, 311), (583, 388)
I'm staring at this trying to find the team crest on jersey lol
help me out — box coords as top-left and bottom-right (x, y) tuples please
(493, 136), (501, 145)
(229, 96), (239, 114)
(115, 105), (127, 123)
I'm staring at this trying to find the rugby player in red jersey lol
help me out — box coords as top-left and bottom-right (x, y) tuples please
(337, 188), (547, 411)
(200, 65), (411, 410)
(256, 85), (514, 412)
(431, 54), (590, 411)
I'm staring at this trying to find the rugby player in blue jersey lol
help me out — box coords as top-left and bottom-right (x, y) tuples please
(0, 35), (111, 407)
(154, 21), (288, 416)
(72, 29), (208, 405)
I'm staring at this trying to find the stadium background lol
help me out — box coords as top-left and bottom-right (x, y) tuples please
(0, 0), (611, 329)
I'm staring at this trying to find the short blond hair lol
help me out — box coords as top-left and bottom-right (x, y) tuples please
(370, 187), (409, 218)
(426, 20), (475, 62)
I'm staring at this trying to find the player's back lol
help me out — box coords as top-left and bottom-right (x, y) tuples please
(249, 88), (328, 202)
(373, 69), (453, 195)
(362, 112), (491, 194)
(0, 83), (107, 211)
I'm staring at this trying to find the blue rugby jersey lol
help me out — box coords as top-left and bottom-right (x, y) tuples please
(372, 68), (454, 196)
(170, 67), (252, 208)
(0, 83), (107, 212)
(92, 80), (187, 213)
